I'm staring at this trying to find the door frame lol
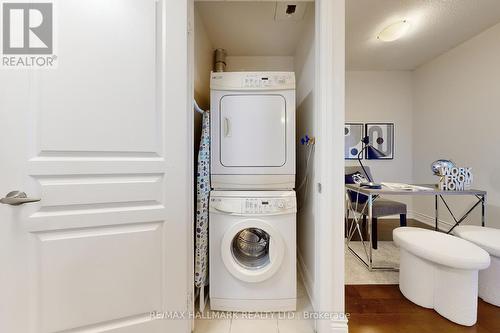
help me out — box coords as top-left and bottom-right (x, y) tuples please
(163, 0), (192, 330)
(186, 1), (347, 332)
(314, 1), (347, 332)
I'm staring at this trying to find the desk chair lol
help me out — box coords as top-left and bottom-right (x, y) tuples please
(345, 166), (407, 249)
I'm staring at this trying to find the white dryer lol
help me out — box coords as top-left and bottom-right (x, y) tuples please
(210, 72), (296, 190)
(209, 191), (296, 312)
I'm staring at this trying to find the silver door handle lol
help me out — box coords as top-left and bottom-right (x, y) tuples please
(0, 191), (41, 206)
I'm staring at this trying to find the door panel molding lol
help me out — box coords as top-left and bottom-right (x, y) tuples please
(36, 222), (163, 332)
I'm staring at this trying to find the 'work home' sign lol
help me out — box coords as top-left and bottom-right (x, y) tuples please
(439, 167), (473, 191)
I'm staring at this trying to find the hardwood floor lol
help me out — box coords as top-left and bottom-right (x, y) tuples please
(346, 285), (500, 333)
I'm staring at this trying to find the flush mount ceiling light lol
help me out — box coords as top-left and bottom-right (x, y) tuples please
(377, 20), (410, 42)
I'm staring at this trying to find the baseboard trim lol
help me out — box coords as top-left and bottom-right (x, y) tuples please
(352, 210), (455, 232)
(316, 318), (348, 333)
(409, 210), (455, 232)
(298, 253), (349, 333)
(297, 251), (316, 310)
(330, 318), (349, 333)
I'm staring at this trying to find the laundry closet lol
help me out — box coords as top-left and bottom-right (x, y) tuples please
(190, 0), (318, 327)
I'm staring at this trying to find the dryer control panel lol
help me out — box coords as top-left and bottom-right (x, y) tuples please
(241, 73), (293, 89)
(210, 71), (295, 91)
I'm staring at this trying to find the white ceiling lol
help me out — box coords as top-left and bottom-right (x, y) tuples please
(196, 1), (500, 69)
(195, 1), (314, 56)
(347, 0), (500, 70)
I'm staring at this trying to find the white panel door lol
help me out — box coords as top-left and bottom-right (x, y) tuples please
(220, 95), (286, 167)
(0, 1), (189, 332)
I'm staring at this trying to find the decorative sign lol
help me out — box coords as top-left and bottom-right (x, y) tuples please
(439, 167), (473, 191)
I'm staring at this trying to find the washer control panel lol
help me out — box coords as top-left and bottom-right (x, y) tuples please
(210, 196), (296, 215)
(243, 198), (295, 214)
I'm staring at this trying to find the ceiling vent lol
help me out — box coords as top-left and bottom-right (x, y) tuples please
(275, 2), (307, 22)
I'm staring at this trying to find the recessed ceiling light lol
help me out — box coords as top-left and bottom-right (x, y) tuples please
(377, 20), (410, 42)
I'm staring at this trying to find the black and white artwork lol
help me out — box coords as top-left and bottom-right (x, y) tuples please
(344, 123), (364, 160)
(365, 123), (394, 159)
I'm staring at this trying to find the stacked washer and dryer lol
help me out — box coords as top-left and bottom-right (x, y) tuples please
(209, 71), (297, 312)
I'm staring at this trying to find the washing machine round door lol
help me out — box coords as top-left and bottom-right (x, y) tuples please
(221, 219), (285, 283)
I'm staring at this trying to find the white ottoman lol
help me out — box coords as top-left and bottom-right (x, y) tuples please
(393, 227), (490, 326)
(454, 226), (500, 307)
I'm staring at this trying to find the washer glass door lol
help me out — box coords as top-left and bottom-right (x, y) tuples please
(232, 228), (270, 269)
(221, 219), (285, 283)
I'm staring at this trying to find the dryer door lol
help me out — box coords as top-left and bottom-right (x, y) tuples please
(220, 95), (286, 167)
(221, 218), (285, 283)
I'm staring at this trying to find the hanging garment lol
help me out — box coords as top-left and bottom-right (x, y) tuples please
(195, 111), (210, 291)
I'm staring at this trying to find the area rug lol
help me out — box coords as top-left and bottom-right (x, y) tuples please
(345, 241), (399, 285)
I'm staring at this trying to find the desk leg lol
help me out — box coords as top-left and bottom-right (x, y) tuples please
(368, 194), (373, 270)
(435, 195), (439, 231)
(482, 194), (486, 227)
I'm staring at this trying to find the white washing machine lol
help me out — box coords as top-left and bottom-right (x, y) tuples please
(209, 190), (296, 312)
(210, 72), (296, 190)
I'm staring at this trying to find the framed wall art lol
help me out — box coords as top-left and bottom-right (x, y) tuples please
(365, 123), (394, 160)
(344, 123), (364, 160)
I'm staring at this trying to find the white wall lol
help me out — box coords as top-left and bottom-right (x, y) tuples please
(346, 71), (414, 211)
(294, 5), (317, 306)
(193, 5), (214, 156)
(225, 56), (294, 72)
(412, 22), (500, 229)
(345, 23), (500, 230)
(194, 7), (213, 110)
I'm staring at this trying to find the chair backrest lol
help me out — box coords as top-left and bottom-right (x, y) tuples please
(345, 166), (374, 182)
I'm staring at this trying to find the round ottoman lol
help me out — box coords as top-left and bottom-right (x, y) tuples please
(393, 227), (490, 326)
(454, 225), (500, 307)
